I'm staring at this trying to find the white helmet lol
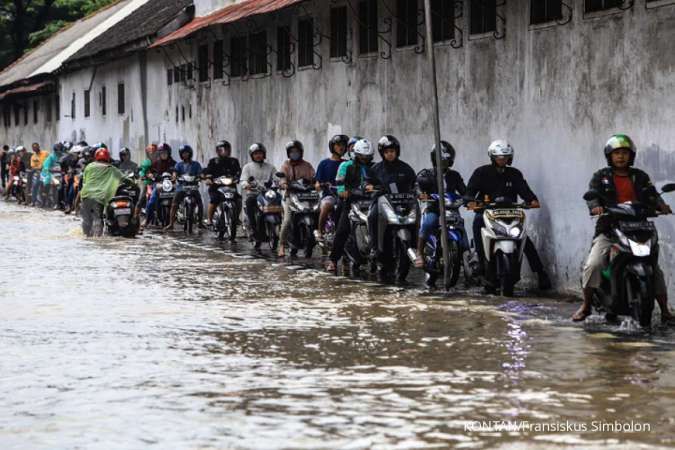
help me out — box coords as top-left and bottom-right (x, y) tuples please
(352, 139), (374, 160)
(15, 145), (25, 152)
(488, 139), (514, 163)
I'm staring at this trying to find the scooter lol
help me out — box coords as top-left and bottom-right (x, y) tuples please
(254, 175), (283, 252)
(211, 175), (240, 241)
(375, 191), (418, 283)
(9, 172), (27, 203)
(475, 198), (531, 296)
(583, 184), (675, 329)
(286, 178), (320, 258)
(175, 174), (201, 235)
(317, 184), (338, 256)
(344, 188), (380, 277)
(156, 172), (175, 228)
(105, 177), (140, 237)
(419, 193), (471, 289)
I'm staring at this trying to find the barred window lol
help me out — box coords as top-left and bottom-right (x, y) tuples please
(198, 44), (209, 82)
(470, 0), (496, 35)
(213, 40), (224, 79)
(84, 90), (90, 118)
(298, 18), (314, 67)
(330, 7), (348, 58)
(531, 0), (562, 23)
(33, 100), (38, 124)
(396, 0), (418, 48)
(585, 0), (620, 12)
(101, 86), (106, 116)
(249, 31), (268, 75)
(359, 0), (378, 55)
(167, 68), (173, 85)
(117, 83), (125, 115)
(431, 0), (455, 43)
(231, 35), (247, 77)
(277, 26), (291, 71)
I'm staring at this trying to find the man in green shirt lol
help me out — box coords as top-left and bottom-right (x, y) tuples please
(80, 147), (124, 237)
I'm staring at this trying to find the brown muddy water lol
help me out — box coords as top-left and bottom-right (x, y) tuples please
(2, 202), (675, 450)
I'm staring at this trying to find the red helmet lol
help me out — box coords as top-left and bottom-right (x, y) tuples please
(95, 147), (111, 162)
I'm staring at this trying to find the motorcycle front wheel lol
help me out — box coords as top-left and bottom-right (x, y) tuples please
(497, 252), (515, 297)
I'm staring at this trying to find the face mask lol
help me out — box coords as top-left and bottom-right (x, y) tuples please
(289, 151), (301, 161)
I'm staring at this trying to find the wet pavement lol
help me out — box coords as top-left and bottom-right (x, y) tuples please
(2, 201), (675, 449)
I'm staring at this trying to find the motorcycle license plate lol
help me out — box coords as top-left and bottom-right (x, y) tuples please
(296, 192), (319, 201)
(619, 221), (655, 232)
(388, 193), (415, 205)
(223, 193), (235, 199)
(114, 208), (131, 216)
(184, 186), (199, 191)
(160, 193), (174, 199)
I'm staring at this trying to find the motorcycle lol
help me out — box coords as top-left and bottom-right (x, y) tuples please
(9, 172), (28, 203)
(286, 178), (320, 258)
(419, 193), (471, 289)
(46, 168), (64, 209)
(475, 198), (531, 296)
(252, 175), (283, 251)
(175, 174), (202, 235)
(156, 172), (175, 228)
(375, 191), (418, 283)
(105, 176), (140, 237)
(344, 188), (380, 277)
(211, 175), (239, 241)
(583, 184), (675, 329)
(317, 184), (338, 256)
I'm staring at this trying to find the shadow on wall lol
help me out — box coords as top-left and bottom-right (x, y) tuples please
(639, 144), (675, 184)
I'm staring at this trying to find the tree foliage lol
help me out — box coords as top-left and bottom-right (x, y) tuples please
(0, 0), (117, 70)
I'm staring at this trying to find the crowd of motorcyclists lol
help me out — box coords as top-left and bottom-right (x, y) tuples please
(1, 132), (673, 327)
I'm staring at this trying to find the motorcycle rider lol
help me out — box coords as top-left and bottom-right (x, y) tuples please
(465, 140), (552, 292)
(572, 134), (673, 322)
(164, 144), (204, 231)
(344, 135), (363, 161)
(326, 138), (376, 272)
(61, 142), (86, 214)
(203, 140), (241, 227)
(29, 142), (49, 206)
(369, 135), (416, 278)
(136, 144), (158, 226)
(0, 144), (8, 189)
(277, 140), (316, 257)
(4, 150), (26, 201)
(40, 142), (65, 209)
(79, 147), (125, 237)
(414, 141), (467, 268)
(117, 147), (138, 174)
(314, 134), (349, 241)
(240, 143), (277, 247)
(144, 143), (176, 228)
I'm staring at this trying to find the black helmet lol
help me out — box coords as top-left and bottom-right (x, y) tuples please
(329, 134), (349, 154)
(248, 143), (266, 160)
(216, 140), (231, 153)
(77, 140), (88, 147)
(84, 146), (95, 159)
(604, 134), (636, 166)
(119, 147), (131, 159)
(430, 140), (456, 169)
(52, 142), (64, 153)
(158, 143), (172, 157)
(285, 140), (304, 159)
(179, 144), (193, 159)
(377, 135), (400, 158)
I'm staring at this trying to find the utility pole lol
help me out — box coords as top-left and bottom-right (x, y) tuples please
(423, 0), (451, 289)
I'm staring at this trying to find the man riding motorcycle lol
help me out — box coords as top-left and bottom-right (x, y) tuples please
(203, 140), (241, 227)
(369, 135), (416, 279)
(40, 142), (65, 208)
(79, 147), (125, 237)
(240, 143), (277, 247)
(326, 138), (376, 272)
(315, 134), (349, 241)
(164, 145), (204, 231)
(117, 147), (139, 174)
(277, 140), (315, 257)
(3, 150), (26, 202)
(465, 140), (552, 292)
(29, 143), (49, 206)
(135, 144), (158, 226)
(572, 134), (674, 323)
(414, 141), (467, 268)
(144, 143), (176, 228)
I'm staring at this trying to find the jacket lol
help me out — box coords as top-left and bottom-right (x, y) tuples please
(370, 159), (416, 194)
(466, 164), (537, 204)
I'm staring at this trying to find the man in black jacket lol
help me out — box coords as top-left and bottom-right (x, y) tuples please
(572, 134), (673, 322)
(203, 140), (242, 227)
(466, 139), (552, 291)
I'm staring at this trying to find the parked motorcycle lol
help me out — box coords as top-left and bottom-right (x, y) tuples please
(253, 175), (283, 251)
(375, 191), (418, 283)
(286, 178), (320, 258)
(211, 175), (239, 241)
(475, 198), (531, 296)
(583, 184), (675, 329)
(175, 174), (201, 235)
(105, 176), (140, 237)
(420, 193), (471, 289)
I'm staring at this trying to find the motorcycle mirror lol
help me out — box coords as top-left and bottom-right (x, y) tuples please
(248, 176), (255, 182)
(661, 183), (675, 193)
(276, 172), (286, 178)
(583, 190), (599, 202)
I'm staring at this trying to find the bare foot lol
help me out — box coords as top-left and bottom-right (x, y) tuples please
(572, 306), (591, 322)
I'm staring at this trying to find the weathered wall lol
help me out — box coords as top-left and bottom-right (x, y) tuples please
(0, 94), (58, 149)
(2, 0), (675, 293)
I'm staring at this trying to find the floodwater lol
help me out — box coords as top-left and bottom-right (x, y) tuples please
(2, 201), (675, 450)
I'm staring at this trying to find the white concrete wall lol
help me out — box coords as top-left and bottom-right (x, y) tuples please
(2, 0), (675, 293)
(194, 0), (242, 17)
(0, 94), (58, 150)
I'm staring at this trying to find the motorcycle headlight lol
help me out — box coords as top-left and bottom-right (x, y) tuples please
(265, 190), (276, 200)
(509, 226), (522, 238)
(162, 180), (173, 192)
(224, 177), (233, 185)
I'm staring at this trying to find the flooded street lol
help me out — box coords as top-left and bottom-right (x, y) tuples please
(2, 201), (675, 450)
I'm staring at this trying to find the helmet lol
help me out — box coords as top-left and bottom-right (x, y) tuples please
(52, 142), (64, 153)
(93, 142), (107, 150)
(249, 143), (266, 160)
(377, 135), (400, 158)
(95, 147), (111, 163)
(329, 134), (349, 154)
(178, 144), (193, 159)
(158, 143), (172, 156)
(15, 145), (25, 153)
(119, 147), (131, 159)
(488, 139), (514, 164)
(353, 139), (374, 162)
(345, 136), (364, 160)
(216, 140), (231, 153)
(84, 146), (95, 159)
(604, 134), (636, 166)
(430, 140), (456, 169)
(62, 141), (73, 151)
(69, 144), (84, 155)
(285, 140), (304, 159)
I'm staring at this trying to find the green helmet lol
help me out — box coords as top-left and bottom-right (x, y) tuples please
(604, 134), (636, 166)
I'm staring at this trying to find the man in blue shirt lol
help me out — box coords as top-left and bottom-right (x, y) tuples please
(164, 144), (204, 231)
(314, 134), (348, 241)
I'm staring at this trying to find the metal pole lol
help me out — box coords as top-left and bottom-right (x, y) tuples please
(423, 0), (451, 289)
